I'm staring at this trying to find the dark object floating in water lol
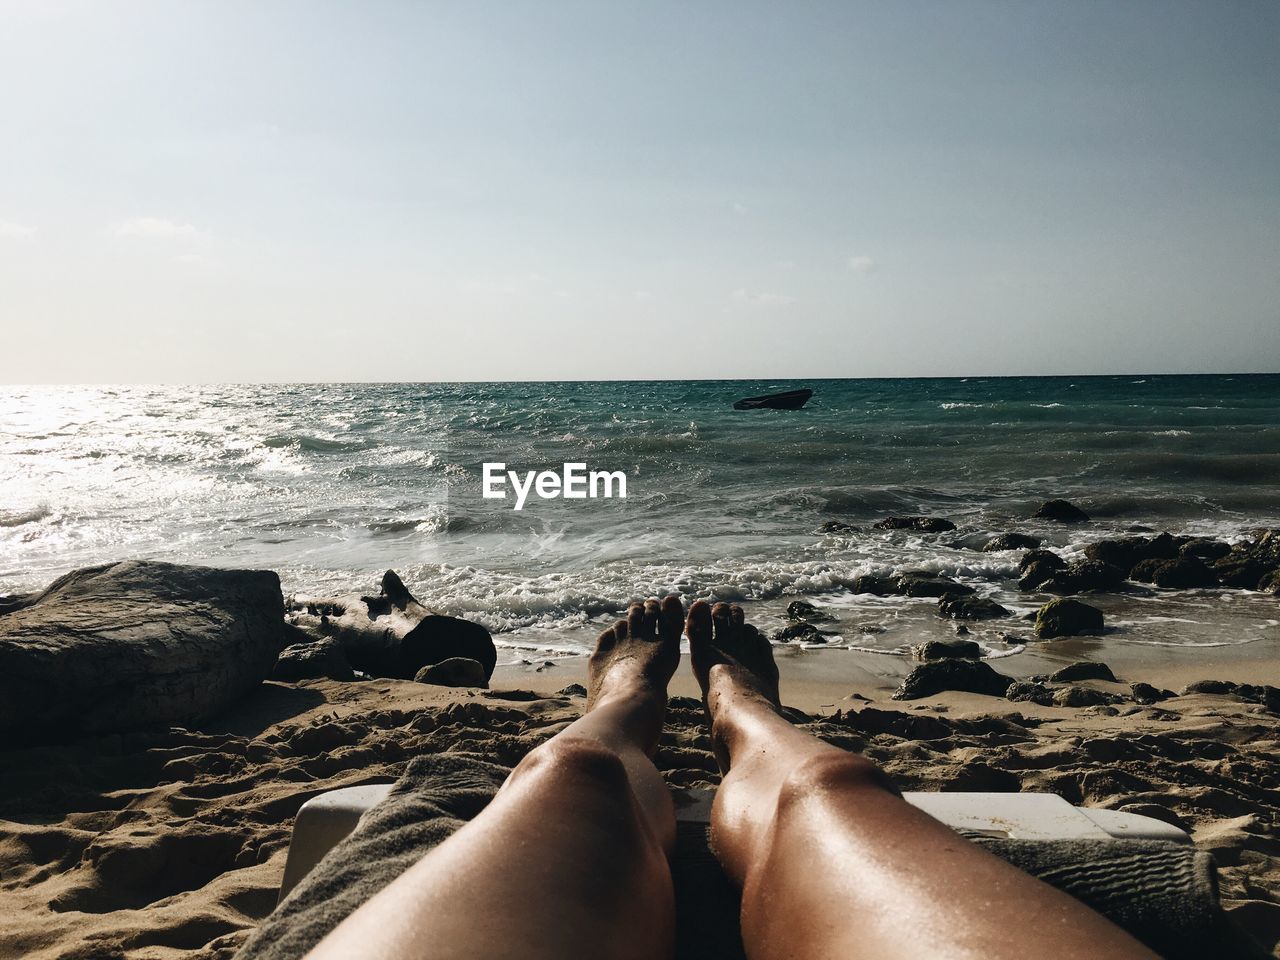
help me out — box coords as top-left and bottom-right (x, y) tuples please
(733, 388), (813, 410)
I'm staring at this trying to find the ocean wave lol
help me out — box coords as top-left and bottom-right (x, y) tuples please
(390, 545), (1032, 636)
(261, 434), (378, 454)
(365, 510), (476, 535)
(396, 558), (892, 634)
(789, 485), (972, 516)
(939, 402), (985, 410)
(0, 505), (53, 527)
(1088, 452), (1280, 483)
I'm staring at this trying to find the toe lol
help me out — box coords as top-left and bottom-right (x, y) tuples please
(687, 600), (713, 644)
(627, 602), (647, 639)
(595, 623), (619, 655)
(659, 595), (684, 641)
(711, 602), (733, 644)
(729, 604), (745, 628)
(640, 598), (661, 639)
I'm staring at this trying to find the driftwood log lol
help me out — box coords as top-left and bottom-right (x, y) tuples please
(0, 560), (286, 737)
(286, 570), (496, 682)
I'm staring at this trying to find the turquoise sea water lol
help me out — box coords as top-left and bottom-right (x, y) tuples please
(3, 376), (1278, 659)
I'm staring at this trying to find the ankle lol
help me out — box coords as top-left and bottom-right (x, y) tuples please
(706, 663), (779, 712)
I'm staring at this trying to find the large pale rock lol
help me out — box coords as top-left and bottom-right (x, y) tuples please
(287, 570), (496, 682)
(0, 561), (286, 736)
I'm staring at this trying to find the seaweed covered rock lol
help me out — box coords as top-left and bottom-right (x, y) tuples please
(1129, 556), (1219, 589)
(912, 638), (982, 661)
(1084, 533), (1181, 571)
(874, 516), (957, 533)
(937, 595), (1009, 620)
(1179, 539), (1232, 562)
(1129, 558), (1167, 583)
(1147, 556), (1219, 589)
(1018, 550), (1067, 590)
(894, 572), (975, 598)
(287, 570), (496, 682)
(851, 574), (897, 596)
(1039, 559), (1127, 595)
(1211, 530), (1280, 589)
(1034, 598), (1104, 639)
(1033, 499), (1090, 523)
(0, 560), (287, 736)
(981, 533), (1042, 552)
(773, 622), (828, 643)
(1211, 556), (1273, 589)
(786, 599), (833, 622)
(892, 659), (1014, 700)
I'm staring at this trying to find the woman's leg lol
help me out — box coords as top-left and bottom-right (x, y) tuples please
(305, 597), (685, 960)
(687, 600), (1160, 960)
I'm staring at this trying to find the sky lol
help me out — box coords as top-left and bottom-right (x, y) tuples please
(1, 1), (1277, 382)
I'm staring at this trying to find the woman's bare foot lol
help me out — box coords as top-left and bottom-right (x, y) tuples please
(686, 599), (780, 709)
(306, 597), (686, 960)
(685, 599), (789, 773)
(684, 605), (1160, 960)
(686, 599), (888, 880)
(586, 595), (684, 754)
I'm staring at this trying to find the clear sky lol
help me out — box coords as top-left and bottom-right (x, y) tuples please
(1, 1), (1277, 381)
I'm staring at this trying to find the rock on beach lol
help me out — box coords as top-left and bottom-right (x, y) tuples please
(0, 561), (287, 737)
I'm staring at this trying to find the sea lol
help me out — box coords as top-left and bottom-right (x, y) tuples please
(3, 376), (1279, 664)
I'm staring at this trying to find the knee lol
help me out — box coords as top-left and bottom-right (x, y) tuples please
(775, 752), (896, 814)
(510, 735), (632, 795)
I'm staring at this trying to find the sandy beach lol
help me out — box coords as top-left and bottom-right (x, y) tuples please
(2, 636), (1278, 959)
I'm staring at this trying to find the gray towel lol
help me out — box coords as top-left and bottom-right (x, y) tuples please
(237, 754), (510, 960)
(236, 755), (1264, 960)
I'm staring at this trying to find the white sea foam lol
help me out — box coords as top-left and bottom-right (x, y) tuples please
(0, 505), (52, 527)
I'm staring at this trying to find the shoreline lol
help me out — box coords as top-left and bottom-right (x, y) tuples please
(495, 637), (1280, 715)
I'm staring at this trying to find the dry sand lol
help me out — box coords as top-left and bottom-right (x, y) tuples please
(2, 646), (1279, 959)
